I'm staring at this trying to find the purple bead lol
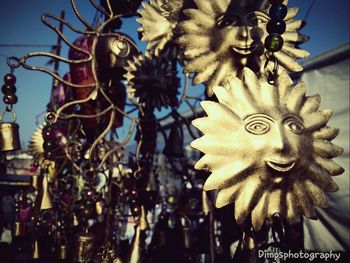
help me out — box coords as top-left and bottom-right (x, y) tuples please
(269, 3), (288, 20)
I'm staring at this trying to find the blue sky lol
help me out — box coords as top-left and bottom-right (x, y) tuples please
(0, 0), (349, 146)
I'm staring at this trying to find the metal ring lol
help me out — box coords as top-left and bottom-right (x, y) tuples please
(0, 109), (17, 123)
(264, 52), (279, 85)
(6, 56), (21, 69)
(45, 112), (58, 125)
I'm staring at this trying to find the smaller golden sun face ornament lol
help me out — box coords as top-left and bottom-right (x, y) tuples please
(191, 68), (344, 230)
(137, 0), (184, 55)
(176, 0), (309, 96)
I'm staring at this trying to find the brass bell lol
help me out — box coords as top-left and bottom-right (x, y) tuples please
(40, 175), (53, 210)
(95, 201), (104, 215)
(74, 233), (96, 263)
(14, 221), (22, 236)
(162, 123), (184, 158)
(32, 240), (40, 259)
(60, 244), (68, 260)
(31, 174), (39, 190)
(0, 110), (21, 152)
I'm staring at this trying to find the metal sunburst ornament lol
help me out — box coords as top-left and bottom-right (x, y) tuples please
(137, 0), (184, 55)
(190, 68), (344, 231)
(124, 52), (180, 110)
(28, 124), (44, 155)
(176, 0), (309, 96)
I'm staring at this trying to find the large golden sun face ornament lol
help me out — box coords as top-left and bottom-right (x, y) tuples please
(190, 68), (344, 230)
(137, 0), (184, 55)
(176, 0), (309, 96)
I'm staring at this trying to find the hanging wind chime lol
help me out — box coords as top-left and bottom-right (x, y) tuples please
(187, 0), (344, 261)
(0, 57), (21, 152)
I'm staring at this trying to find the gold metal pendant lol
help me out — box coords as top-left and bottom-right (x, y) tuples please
(191, 68), (344, 230)
(74, 233), (96, 263)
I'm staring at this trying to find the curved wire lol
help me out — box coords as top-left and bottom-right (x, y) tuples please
(70, 0), (94, 30)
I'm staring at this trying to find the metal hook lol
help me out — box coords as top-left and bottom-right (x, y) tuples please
(264, 52), (279, 85)
(6, 56), (21, 72)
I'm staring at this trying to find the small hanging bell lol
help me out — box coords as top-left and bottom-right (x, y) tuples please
(95, 201), (104, 215)
(202, 191), (212, 215)
(14, 221), (22, 236)
(31, 174), (39, 190)
(32, 239), (40, 259)
(145, 169), (157, 192)
(60, 244), (68, 260)
(162, 123), (184, 158)
(232, 226), (258, 263)
(40, 175), (53, 210)
(0, 109), (20, 152)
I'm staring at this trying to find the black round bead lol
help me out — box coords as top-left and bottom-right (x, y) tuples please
(269, 0), (284, 4)
(44, 151), (54, 160)
(3, 94), (18, 104)
(43, 141), (55, 151)
(269, 3), (288, 20)
(2, 84), (16, 95)
(267, 20), (286, 35)
(4, 74), (16, 85)
(265, 34), (284, 52)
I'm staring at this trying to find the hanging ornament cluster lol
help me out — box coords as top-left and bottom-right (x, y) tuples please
(1, 0), (345, 262)
(0, 57), (21, 152)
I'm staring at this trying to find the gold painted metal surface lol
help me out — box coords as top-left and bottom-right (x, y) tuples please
(28, 124), (44, 155)
(0, 112), (21, 151)
(74, 233), (96, 263)
(137, 0), (183, 55)
(176, 0), (309, 96)
(191, 68), (344, 230)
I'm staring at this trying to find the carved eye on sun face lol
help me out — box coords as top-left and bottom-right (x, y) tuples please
(216, 14), (239, 29)
(246, 11), (269, 26)
(283, 115), (304, 135)
(244, 114), (273, 135)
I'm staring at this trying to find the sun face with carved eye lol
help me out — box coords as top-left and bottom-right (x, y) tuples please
(137, 0), (184, 55)
(176, 0), (309, 96)
(190, 68), (344, 230)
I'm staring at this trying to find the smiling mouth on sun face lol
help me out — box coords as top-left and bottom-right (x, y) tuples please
(266, 159), (296, 172)
(232, 44), (257, 55)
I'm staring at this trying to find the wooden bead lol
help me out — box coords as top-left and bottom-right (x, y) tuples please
(4, 73), (16, 85)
